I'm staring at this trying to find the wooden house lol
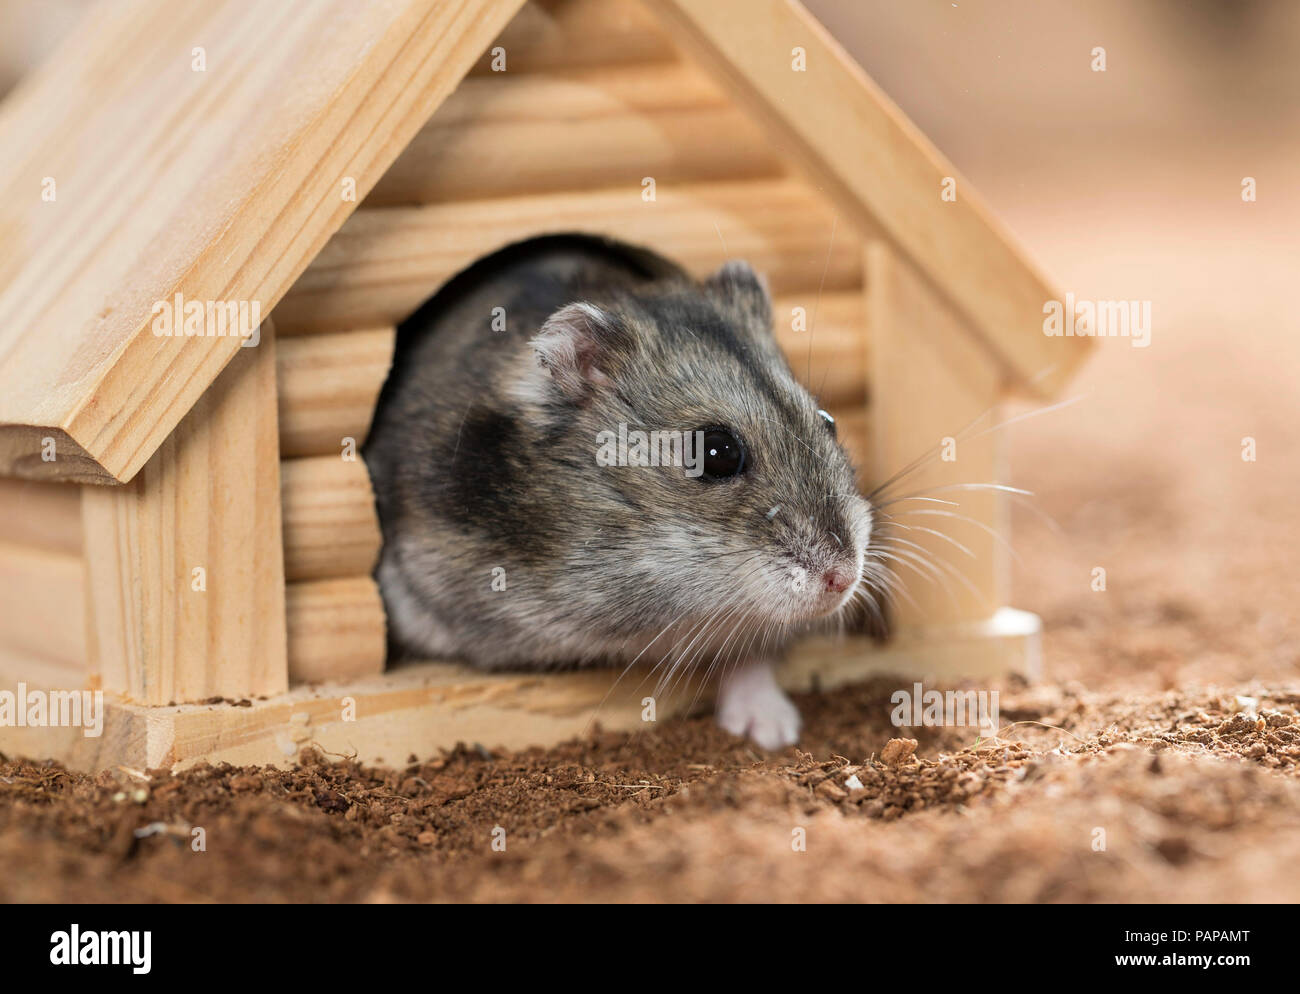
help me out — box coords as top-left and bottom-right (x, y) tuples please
(0, 0), (1090, 769)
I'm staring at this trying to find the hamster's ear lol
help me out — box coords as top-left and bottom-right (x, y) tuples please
(530, 302), (631, 403)
(704, 260), (773, 334)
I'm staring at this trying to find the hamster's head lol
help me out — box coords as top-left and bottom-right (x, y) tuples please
(515, 260), (876, 635)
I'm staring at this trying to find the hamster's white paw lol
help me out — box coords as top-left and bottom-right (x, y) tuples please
(716, 662), (801, 749)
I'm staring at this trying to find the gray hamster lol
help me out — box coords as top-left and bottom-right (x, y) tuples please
(365, 235), (876, 748)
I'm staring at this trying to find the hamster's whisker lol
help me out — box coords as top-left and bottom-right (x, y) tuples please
(897, 482), (1034, 499)
(696, 605), (751, 685)
(824, 490), (918, 502)
(869, 546), (955, 601)
(962, 392), (1089, 444)
(733, 605), (770, 671)
(660, 606), (726, 701)
(867, 393), (1085, 503)
(865, 421), (994, 500)
(676, 607), (746, 702)
(1005, 489), (1067, 537)
(885, 486), (1064, 539)
(814, 365), (832, 406)
(875, 519), (978, 559)
(666, 603), (743, 704)
(869, 495), (960, 508)
(714, 605), (761, 671)
(875, 535), (983, 603)
(447, 399), (475, 468)
(586, 608), (696, 733)
(756, 611), (786, 664)
(862, 558), (914, 612)
(869, 537), (984, 609)
(684, 607), (751, 718)
(866, 442), (954, 502)
(846, 582), (889, 631)
(648, 556), (771, 704)
(648, 616), (705, 701)
(596, 538), (820, 727)
(883, 507), (1024, 564)
(856, 576), (892, 613)
(862, 555), (906, 600)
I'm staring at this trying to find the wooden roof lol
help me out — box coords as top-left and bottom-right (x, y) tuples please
(0, 0), (1086, 484)
(0, 0), (526, 483)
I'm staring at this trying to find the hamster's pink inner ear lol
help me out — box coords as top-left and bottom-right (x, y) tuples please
(530, 302), (624, 402)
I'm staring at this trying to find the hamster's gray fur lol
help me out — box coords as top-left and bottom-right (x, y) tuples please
(365, 235), (876, 748)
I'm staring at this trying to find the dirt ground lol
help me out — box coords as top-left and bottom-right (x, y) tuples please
(3, 680), (1300, 902)
(3, 1), (1300, 903)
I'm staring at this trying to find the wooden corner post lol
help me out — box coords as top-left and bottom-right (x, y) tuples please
(82, 324), (289, 705)
(865, 242), (1040, 677)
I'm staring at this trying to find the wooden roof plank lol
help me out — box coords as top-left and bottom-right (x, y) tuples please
(0, 0), (525, 483)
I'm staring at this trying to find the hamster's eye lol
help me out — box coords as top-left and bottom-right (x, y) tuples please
(817, 409), (837, 438)
(700, 428), (746, 480)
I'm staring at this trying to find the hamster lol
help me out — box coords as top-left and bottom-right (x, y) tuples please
(364, 234), (876, 749)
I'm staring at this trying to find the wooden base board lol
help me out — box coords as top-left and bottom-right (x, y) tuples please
(0, 610), (1040, 772)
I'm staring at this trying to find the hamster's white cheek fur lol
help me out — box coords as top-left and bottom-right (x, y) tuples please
(716, 660), (802, 749)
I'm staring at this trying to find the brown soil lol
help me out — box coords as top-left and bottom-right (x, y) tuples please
(3, 680), (1299, 902)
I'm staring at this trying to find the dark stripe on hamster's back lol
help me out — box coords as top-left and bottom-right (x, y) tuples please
(437, 406), (544, 551)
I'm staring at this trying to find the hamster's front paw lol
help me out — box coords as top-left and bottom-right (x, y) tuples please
(716, 661), (801, 749)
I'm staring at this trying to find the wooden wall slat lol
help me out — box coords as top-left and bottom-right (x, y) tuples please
(281, 456), (383, 583)
(277, 178), (863, 333)
(276, 327), (395, 457)
(287, 577), (386, 684)
(368, 62), (782, 206)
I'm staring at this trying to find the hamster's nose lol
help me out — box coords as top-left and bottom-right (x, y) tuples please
(822, 566), (855, 594)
